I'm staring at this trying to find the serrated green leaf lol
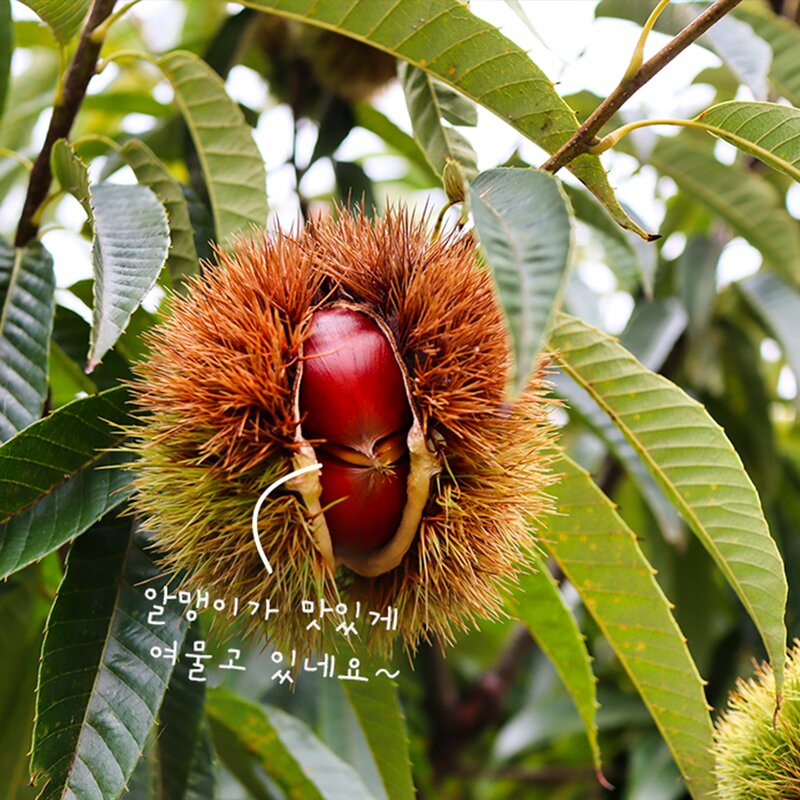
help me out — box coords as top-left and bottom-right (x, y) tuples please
(341, 660), (415, 800)
(550, 313), (788, 695)
(694, 101), (800, 183)
(19, 0), (88, 44)
(121, 139), (199, 291)
(648, 135), (800, 281)
(0, 238), (55, 442)
(739, 271), (800, 407)
(544, 455), (714, 800)
(31, 514), (189, 800)
(207, 687), (377, 800)
(469, 168), (573, 391)
(49, 141), (171, 370)
(0, 0), (12, 124)
(400, 63), (478, 179)
(508, 553), (602, 774)
(88, 182), (170, 371)
(241, 0), (652, 239)
(0, 387), (134, 580)
(157, 50), (268, 245)
(157, 622), (215, 800)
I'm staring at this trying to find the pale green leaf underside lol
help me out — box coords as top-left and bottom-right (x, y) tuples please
(0, 239), (55, 442)
(469, 168), (573, 391)
(19, 0), (89, 43)
(51, 138), (91, 215)
(207, 687), (377, 800)
(739, 271), (800, 407)
(648, 135), (800, 281)
(341, 662), (415, 800)
(550, 313), (788, 694)
(121, 138), (200, 290)
(400, 63), (478, 179)
(32, 518), (188, 800)
(695, 101), (800, 183)
(241, 0), (651, 239)
(544, 455), (715, 800)
(158, 50), (268, 245)
(89, 182), (170, 371)
(509, 552), (602, 773)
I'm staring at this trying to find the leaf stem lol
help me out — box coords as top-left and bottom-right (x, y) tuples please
(623, 0), (672, 82)
(0, 147), (33, 171)
(14, 0), (118, 247)
(90, 0), (145, 43)
(541, 0), (745, 174)
(70, 133), (124, 154)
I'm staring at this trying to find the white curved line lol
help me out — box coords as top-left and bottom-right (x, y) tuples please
(251, 463), (322, 575)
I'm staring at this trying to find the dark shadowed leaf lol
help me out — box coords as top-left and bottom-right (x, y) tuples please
(0, 387), (134, 580)
(0, 238), (54, 442)
(31, 515), (189, 800)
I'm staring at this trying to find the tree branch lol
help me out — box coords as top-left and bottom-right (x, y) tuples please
(14, 0), (117, 247)
(541, 0), (745, 175)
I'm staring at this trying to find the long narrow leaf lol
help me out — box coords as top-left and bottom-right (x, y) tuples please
(31, 514), (189, 800)
(121, 139), (200, 291)
(509, 552), (602, 776)
(469, 168), (574, 391)
(158, 50), (268, 245)
(207, 687), (377, 800)
(18, 0), (89, 44)
(242, 0), (652, 240)
(550, 313), (788, 694)
(400, 63), (478, 179)
(341, 662), (415, 800)
(545, 455), (715, 800)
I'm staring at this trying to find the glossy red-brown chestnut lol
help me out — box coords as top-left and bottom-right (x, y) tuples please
(298, 306), (412, 555)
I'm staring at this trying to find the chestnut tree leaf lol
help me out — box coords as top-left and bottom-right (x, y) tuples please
(241, 0), (653, 240)
(207, 687), (378, 800)
(0, 237), (55, 442)
(400, 63), (478, 179)
(18, 0), (89, 44)
(469, 167), (574, 392)
(508, 552), (602, 777)
(156, 621), (216, 800)
(0, 387), (134, 580)
(544, 455), (715, 800)
(120, 139), (200, 291)
(88, 183), (170, 371)
(31, 514), (189, 800)
(550, 313), (789, 695)
(694, 101), (800, 184)
(738, 271), (800, 408)
(341, 659), (415, 800)
(648, 135), (800, 282)
(50, 140), (171, 371)
(157, 50), (268, 245)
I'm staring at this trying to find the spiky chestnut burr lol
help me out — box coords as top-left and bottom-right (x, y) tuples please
(713, 641), (800, 799)
(128, 209), (556, 653)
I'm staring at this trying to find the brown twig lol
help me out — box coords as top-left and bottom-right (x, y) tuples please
(15, 0), (117, 247)
(541, 0), (745, 175)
